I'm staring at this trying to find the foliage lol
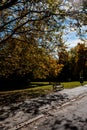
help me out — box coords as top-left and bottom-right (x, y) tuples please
(0, 38), (63, 89)
(57, 42), (87, 81)
(0, 0), (65, 46)
(67, 43), (87, 80)
(0, 0), (87, 90)
(0, 0), (86, 46)
(75, 43), (85, 76)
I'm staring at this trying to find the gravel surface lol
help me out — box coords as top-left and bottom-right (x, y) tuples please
(0, 85), (87, 130)
(30, 93), (87, 130)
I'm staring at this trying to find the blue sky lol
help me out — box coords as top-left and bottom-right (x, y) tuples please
(65, 31), (87, 49)
(64, 31), (83, 48)
(60, 0), (87, 48)
(63, 21), (87, 49)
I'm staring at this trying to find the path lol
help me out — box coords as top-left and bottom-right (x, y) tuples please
(1, 85), (87, 130)
(20, 85), (87, 130)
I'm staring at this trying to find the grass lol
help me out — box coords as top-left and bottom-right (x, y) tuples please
(0, 84), (53, 106)
(0, 81), (87, 94)
(61, 81), (87, 89)
(0, 84), (52, 94)
(0, 81), (87, 106)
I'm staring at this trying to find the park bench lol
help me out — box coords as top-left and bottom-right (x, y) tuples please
(52, 82), (64, 91)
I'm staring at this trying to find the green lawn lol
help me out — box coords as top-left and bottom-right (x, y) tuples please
(0, 81), (87, 94)
(30, 81), (87, 89)
(61, 81), (87, 89)
(0, 81), (87, 105)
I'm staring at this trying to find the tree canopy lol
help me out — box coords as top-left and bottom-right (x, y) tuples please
(0, 0), (86, 46)
(0, 0), (87, 90)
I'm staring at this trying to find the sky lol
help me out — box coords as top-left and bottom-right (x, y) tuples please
(63, 0), (87, 49)
(65, 30), (87, 49)
(64, 26), (87, 48)
(66, 37), (84, 48)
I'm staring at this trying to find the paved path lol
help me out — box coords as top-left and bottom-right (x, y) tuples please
(59, 85), (87, 99)
(20, 85), (87, 130)
(1, 85), (87, 130)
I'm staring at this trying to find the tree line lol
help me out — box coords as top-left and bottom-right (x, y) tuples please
(58, 43), (87, 82)
(0, 39), (87, 90)
(0, 0), (87, 90)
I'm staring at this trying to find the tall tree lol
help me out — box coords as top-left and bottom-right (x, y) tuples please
(75, 43), (86, 78)
(0, 0), (86, 46)
(0, 0), (65, 46)
(0, 37), (63, 90)
(0, 0), (86, 86)
(68, 42), (87, 80)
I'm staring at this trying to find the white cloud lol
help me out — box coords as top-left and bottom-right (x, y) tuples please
(66, 39), (84, 48)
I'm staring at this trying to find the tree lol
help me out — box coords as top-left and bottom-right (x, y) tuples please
(0, 0), (65, 46)
(75, 43), (86, 79)
(0, 0), (86, 46)
(68, 46), (77, 80)
(68, 42), (87, 81)
(0, 37), (63, 90)
(0, 0), (86, 88)
(46, 56), (63, 81)
(57, 45), (69, 81)
(0, 0), (17, 11)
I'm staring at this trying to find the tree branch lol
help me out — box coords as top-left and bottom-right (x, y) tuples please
(0, 0), (18, 11)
